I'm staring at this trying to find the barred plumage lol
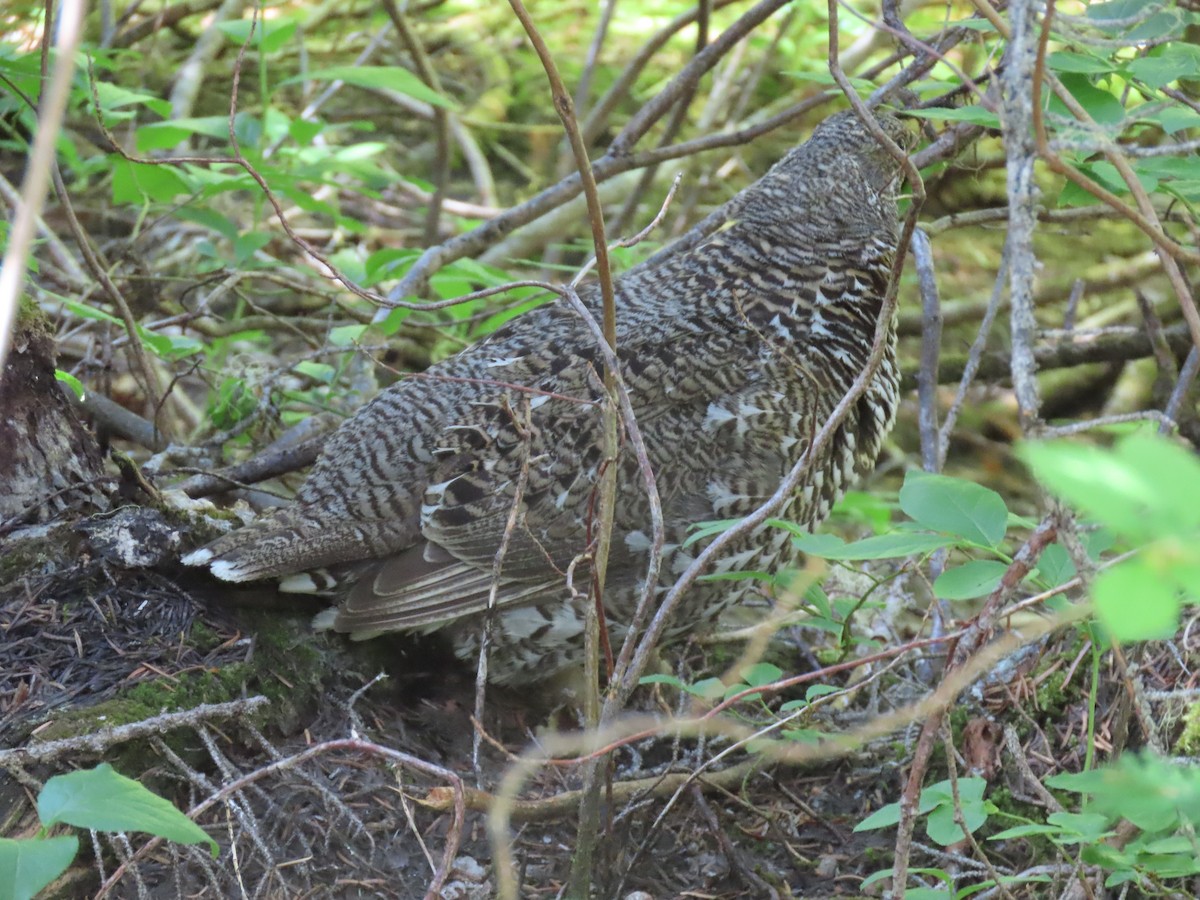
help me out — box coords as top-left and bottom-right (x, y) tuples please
(185, 110), (914, 684)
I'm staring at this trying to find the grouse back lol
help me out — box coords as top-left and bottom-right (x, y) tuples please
(184, 110), (915, 684)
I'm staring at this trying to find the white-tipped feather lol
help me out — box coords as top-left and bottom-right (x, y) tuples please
(279, 572), (321, 594)
(208, 559), (254, 582)
(181, 547), (214, 566)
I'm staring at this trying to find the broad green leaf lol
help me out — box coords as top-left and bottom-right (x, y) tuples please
(288, 66), (459, 110)
(781, 728), (824, 743)
(1142, 106), (1200, 135)
(61, 298), (121, 326)
(905, 889), (952, 900)
(903, 105), (1000, 127)
(173, 207), (239, 240)
(791, 531), (955, 560)
(639, 673), (684, 689)
(366, 247), (422, 281)
(1038, 528), (1113, 587)
(684, 677), (727, 700)
(831, 490), (892, 533)
(294, 361), (335, 383)
(1046, 51), (1119, 75)
(233, 231), (271, 265)
(1093, 559), (1180, 641)
(0, 835), (79, 900)
(933, 559), (1008, 600)
(329, 324), (368, 346)
(215, 18), (298, 53)
(1045, 812), (1114, 843)
(924, 776), (987, 805)
(927, 800), (987, 845)
(210, 378), (257, 429)
(740, 663), (783, 687)
(54, 370), (84, 401)
(782, 70), (877, 95)
(138, 331), (203, 361)
(854, 800), (902, 831)
(93, 82), (171, 117)
(1020, 440), (1155, 540)
(1048, 74), (1125, 126)
(988, 823), (1063, 840)
(802, 582), (832, 618)
(136, 116), (232, 152)
(38, 764), (216, 855)
(1037, 544), (1074, 588)
(1127, 44), (1200, 88)
(288, 117), (324, 146)
(683, 518), (744, 548)
(111, 160), (192, 203)
(1049, 755), (1200, 833)
(1115, 434), (1200, 533)
(1085, 0), (1148, 22)
(899, 472), (1008, 547)
(1125, 8), (1193, 42)
(1027, 434), (1200, 540)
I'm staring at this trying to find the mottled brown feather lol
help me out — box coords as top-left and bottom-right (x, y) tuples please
(185, 110), (915, 684)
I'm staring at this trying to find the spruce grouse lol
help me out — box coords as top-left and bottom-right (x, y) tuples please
(185, 110), (915, 684)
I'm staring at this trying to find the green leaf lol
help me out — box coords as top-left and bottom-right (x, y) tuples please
(92, 82), (171, 117)
(329, 324), (368, 347)
(111, 160), (192, 203)
(791, 531), (956, 560)
(288, 116), (324, 146)
(1049, 755), (1200, 833)
(209, 378), (258, 429)
(293, 361), (335, 384)
(1142, 105), (1200, 135)
(1093, 560), (1180, 641)
(173, 207), (239, 240)
(215, 18), (298, 52)
(683, 518), (744, 548)
(1023, 434), (1200, 541)
(782, 70), (877, 95)
(0, 835), (79, 900)
(933, 560), (1009, 600)
(1043, 531), (1113, 588)
(233, 231), (271, 265)
(740, 663), (782, 687)
(988, 823), (1063, 840)
(903, 105), (1001, 128)
(899, 471), (1008, 547)
(1117, 434), (1200, 533)
(54, 370), (84, 401)
(684, 677), (728, 700)
(781, 727), (824, 743)
(136, 116), (234, 152)
(831, 490), (892, 533)
(1020, 441), (1151, 539)
(1127, 44), (1200, 88)
(288, 66), (459, 110)
(1048, 74), (1125, 127)
(138, 331), (203, 361)
(639, 673), (683, 689)
(38, 764), (217, 855)
(927, 801), (986, 845)
(1046, 51), (1119, 75)
(854, 800), (902, 832)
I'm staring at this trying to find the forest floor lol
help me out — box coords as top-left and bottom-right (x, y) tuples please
(6, 505), (1188, 899)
